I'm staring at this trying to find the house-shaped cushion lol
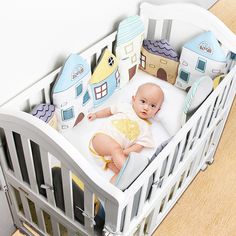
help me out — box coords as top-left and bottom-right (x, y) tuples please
(175, 31), (227, 90)
(90, 49), (119, 107)
(52, 54), (92, 131)
(31, 104), (58, 130)
(182, 75), (213, 124)
(116, 15), (145, 87)
(140, 39), (179, 84)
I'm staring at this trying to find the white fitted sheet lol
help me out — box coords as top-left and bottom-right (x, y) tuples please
(62, 71), (186, 181)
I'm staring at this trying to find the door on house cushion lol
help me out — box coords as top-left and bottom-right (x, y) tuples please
(129, 65), (136, 80)
(157, 68), (167, 81)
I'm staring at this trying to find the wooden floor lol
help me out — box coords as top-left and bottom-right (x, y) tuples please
(154, 0), (236, 235)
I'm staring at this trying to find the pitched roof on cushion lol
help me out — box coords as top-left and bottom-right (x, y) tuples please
(53, 54), (90, 93)
(90, 49), (118, 84)
(184, 31), (226, 62)
(116, 15), (144, 46)
(143, 39), (179, 61)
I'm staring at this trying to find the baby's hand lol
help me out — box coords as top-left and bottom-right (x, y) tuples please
(87, 113), (96, 121)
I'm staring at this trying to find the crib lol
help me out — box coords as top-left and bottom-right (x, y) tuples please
(0, 2), (236, 236)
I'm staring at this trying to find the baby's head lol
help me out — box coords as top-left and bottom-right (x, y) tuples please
(132, 83), (164, 119)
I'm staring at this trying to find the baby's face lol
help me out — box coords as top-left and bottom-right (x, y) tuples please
(132, 84), (164, 119)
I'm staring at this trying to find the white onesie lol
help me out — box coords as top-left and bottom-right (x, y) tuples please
(97, 102), (155, 149)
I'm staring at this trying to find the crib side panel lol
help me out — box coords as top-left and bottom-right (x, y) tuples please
(119, 66), (236, 235)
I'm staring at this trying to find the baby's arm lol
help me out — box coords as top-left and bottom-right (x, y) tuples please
(123, 143), (143, 156)
(88, 107), (112, 121)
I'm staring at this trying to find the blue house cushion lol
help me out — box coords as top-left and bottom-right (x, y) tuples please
(175, 31), (226, 91)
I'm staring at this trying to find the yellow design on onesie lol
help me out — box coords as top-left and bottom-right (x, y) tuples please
(111, 119), (140, 141)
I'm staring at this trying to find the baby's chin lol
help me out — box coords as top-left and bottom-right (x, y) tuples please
(138, 112), (151, 119)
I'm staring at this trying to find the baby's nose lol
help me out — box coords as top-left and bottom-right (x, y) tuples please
(143, 104), (149, 110)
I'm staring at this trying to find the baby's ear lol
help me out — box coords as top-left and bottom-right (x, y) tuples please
(155, 107), (161, 115)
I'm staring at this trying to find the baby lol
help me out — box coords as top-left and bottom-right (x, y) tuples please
(88, 83), (164, 183)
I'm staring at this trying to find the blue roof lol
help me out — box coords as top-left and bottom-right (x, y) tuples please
(117, 15), (144, 47)
(184, 31), (226, 62)
(53, 54), (90, 93)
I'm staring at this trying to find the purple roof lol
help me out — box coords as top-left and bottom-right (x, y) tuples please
(31, 104), (55, 123)
(143, 39), (179, 61)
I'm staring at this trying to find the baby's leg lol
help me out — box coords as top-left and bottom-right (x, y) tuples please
(92, 133), (126, 170)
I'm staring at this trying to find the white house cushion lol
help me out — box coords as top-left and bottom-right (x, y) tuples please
(116, 15), (145, 88)
(52, 54), (92, 131)
(175, 31), (227, 91)
(182, 75), (213, 124)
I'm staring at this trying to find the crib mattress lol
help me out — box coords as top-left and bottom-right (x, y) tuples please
(62, 71), (186, 181)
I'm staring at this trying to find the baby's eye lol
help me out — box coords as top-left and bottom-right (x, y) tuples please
(140, 99), (145, 104)
(151, 104), (156, 108)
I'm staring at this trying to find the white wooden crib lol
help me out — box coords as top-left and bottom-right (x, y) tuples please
(0, 3), (236, 236)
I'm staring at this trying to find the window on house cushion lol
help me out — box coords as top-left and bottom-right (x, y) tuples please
(179, 69), (190, 82)
(108, 56), (115, 67)
(125, 43), (134, 54)
(116, 70), (120, 87)
(76, 83), (83, 97)
(196, 58), (206, 72)
(62, 107), (74, 121)
(94, 82), (108, 100)
(83, 90), (90, 105)
(140, 53), (146, 69)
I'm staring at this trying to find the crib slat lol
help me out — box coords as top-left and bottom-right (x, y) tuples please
(211, 91), (225, 123)
(137, 182), (149, 216)
(4, 130), (22, 181)
(19, 191), (32, 222)
(44, 87), (51, 104)
(40, 148), (55, 206)
(96, 49), (102, 63)
(108, 42), (113, 52)
(161, 150), (175, 186)
(200, 104), (215, 137)
(149, 167), (162, 201)
(21, 136), (38, 193)
(171, 139), (186, 174)
(220, 85), (229, 110)
(181, 126), (196, 161)
(104, 200), (122, 234)
(84, 186), (95, 235)
(154, 20), (164, 40)
(137, 218), (146, 236)
(191, 116), (205, 148)
(61, 165), (74, 219)
(35, 205), (46, 233)
(51, 217), (60, 236)
(8, 185), (22, 226)
(222, 81), (232, 109)
(123, 197), (134, 232)
(145, 199), (162, 235)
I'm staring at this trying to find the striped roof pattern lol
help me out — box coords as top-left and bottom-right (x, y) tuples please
(117, 15), (144, 47)
(143, 39), (179, 61)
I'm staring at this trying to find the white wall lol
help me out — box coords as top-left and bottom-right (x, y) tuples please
(0, 0), (139, 105)
(0, 0), (217, 105)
